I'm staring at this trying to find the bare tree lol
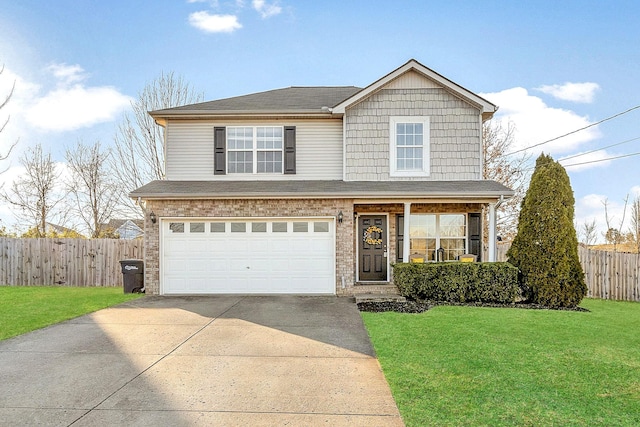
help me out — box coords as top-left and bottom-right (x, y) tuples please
(65, 140), (121, 238)
(629, 196), (640, 253)
(111, 72), (203, 215)
(0, 64), (18, 172)
(579, 219), (598, 246)
(1, 144), (64, 236)
(482, 119), (530, 242)
(603, 196), (629, 252)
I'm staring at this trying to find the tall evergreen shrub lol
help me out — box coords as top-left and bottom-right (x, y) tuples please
(507, 154), (586, 308)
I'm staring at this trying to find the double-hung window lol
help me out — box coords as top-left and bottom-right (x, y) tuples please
(409, 214), (466, 261)
(227, 126), (283, 174)
(390, 117), (430, 177)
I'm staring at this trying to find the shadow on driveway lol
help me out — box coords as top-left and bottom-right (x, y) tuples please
(0, 295), (403, 426)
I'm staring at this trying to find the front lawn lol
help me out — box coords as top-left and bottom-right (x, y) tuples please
(362, 299), (640, 427)
(0, 286), (143, 341)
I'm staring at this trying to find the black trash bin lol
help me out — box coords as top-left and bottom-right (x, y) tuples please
(120, 259), (144, 293)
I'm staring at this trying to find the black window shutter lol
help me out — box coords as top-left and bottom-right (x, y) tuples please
(283, 126), (296, 174)
(396, 215), (404, 262)
(468, 213), (482, 261)
(214, 127), (226, 175)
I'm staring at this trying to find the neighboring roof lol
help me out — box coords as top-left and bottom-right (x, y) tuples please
(104, 218), (144, 230)
(131, 180), (513, 201)
(332, 59), (498, 120)
(150, 86), (362, 121)
(45, 222), (81, 235)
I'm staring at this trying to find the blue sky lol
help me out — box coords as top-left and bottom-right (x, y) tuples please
(1, 0), (639, 240)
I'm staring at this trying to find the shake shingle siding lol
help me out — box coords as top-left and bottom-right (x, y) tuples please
(344, 88), (482, 181)
(165, 119), (344, 180)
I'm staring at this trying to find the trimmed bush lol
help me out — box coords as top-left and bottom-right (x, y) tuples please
(393, 262), (519, 303)
(507, 154), (587, 308)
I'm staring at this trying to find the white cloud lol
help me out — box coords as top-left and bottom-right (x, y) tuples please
(575, 193), (614, 244)
(536, 82), (600, 103)
(26, 85), (132, 132)
(575, 186), (640, 243)
(480, 87), (601, 157)
(0, 66), (40, 149)
(46, 63), (87, 86)
(20, 63), (132, 132)
(189, 11), (242, 33)
(252, 0), (281, 18)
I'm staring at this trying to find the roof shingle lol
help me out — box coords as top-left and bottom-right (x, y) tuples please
(151, 86), (362, 116)
(131, 180), (513, 200)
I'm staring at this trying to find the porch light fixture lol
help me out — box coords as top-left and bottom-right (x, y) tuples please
(337, 211), (343, 224)
(149, 211), (157, 224)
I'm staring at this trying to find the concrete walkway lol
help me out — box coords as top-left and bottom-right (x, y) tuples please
(0, 296), (403, 426)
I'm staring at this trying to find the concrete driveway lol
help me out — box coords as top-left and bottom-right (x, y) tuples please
(0, 296), (403, 426)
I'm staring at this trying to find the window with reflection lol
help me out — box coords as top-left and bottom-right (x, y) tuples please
(409, 214), (466, 261)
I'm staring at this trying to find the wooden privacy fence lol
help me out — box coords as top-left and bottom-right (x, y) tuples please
(578, 247), (640, 301)
(490, 243), (640, 302)
(0, 238), (143, 287)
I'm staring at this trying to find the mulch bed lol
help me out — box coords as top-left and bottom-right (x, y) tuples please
(357, 300), (589, 313)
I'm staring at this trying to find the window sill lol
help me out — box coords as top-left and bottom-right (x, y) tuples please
(390, 171), (430, 178)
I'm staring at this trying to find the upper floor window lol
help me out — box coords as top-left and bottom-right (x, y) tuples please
(227, 126), (283, 174)
(389, 117), (430, 177)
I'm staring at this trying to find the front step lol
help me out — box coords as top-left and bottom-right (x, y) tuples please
(352, 283), (399, 295)
(355, 293), (407, 304)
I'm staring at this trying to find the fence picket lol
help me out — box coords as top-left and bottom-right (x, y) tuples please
(488, 243), (639, 302)
(2, 238), (638, 300)
(0, 238), (142, 287)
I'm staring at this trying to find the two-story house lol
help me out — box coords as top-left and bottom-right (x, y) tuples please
(131, 59), (513, 295)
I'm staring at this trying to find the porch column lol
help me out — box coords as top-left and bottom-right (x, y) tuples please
(488, 202), (497, 262)
(403, 202), (411, 262)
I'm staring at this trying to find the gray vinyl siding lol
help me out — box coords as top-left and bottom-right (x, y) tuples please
(344, 88), (483, 181)
(165, 119), (343, 180)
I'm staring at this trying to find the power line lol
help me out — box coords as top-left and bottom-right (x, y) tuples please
(558, 135), (640, 162)
(562, 151), (640, 168)
(506, 104), (640, 156)
(522, 149), (640, 172)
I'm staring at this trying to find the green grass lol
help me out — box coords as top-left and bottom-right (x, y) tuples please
(0, 286), (143, 341)
(362, 299), (640, 427)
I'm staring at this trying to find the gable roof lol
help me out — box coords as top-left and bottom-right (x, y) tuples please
(149, 59), (497, 123)
(332, 59), (498, 120)
(150, 86), (361, 122)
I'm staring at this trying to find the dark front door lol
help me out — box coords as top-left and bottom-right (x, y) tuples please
(358, 215), (387, 281)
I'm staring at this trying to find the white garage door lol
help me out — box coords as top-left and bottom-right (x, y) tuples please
(161, 218), (335, 294)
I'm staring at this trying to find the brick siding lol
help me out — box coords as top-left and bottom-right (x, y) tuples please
(143, 199), (483, 295)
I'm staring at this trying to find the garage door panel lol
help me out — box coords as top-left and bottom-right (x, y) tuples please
(165, 239), (189, 254)
(209, 259), (230, 272)
(162, 218), (335, 294)
(289, 240), (313, 252)
(165, 258), (188, 273)
(228, 240), (251, 252)
(269, 258), (290, 272)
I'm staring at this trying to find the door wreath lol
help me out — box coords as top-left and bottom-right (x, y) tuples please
(363, 225), (383, 245)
